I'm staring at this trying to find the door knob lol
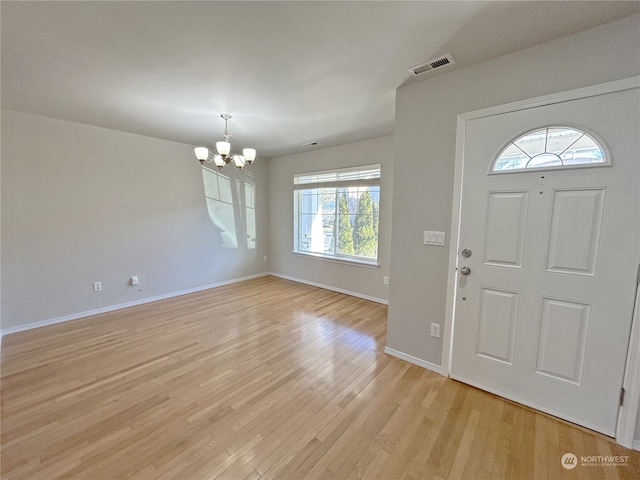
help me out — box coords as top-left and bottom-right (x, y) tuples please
(460, 266), (471, 276)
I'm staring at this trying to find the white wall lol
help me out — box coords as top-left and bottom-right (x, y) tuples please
(1, 110), (269, 331)
(268, 135), (393, 303)
(387, 14), (640, 444)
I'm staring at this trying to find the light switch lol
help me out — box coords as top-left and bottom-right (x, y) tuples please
(424, 230), (446, 246)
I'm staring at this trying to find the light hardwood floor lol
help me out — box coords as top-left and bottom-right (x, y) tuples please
(1, 276), (638, 479)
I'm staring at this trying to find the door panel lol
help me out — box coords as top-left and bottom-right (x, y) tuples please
(451, 88), (639, 435)
(545, 188), (605, 276)
(476, 288), (519, 364)
(484, 191), (529, 267)
(536, 297), (590, 384)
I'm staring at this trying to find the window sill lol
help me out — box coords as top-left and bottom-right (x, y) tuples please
(291, 251), (379, 269)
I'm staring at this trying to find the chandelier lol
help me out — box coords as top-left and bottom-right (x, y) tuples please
(194, 114), (257, 169)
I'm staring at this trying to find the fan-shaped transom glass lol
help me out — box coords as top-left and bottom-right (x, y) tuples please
(491, 127), (606, 173)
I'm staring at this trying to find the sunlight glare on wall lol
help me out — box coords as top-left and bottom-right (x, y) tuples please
(201, 167), (257, 251)
(202, 167), (238, 248)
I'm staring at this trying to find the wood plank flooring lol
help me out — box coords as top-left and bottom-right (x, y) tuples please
(1, 276), (638, 479)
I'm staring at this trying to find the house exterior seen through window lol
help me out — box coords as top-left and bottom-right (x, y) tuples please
(294, 165), (381, 265)
(492, 127), (606, 173)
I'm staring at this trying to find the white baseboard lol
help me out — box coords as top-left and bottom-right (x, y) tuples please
(268, 272), (388, 305)
(1, 273), (269, 337)
(383, 346), (444, 375)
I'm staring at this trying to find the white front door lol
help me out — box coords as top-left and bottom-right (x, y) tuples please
(451, 87), (639, 436)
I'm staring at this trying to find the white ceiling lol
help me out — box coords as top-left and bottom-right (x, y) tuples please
(2, 1), (639, 158)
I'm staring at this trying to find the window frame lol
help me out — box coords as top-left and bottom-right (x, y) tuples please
(293, 164), (381, 267)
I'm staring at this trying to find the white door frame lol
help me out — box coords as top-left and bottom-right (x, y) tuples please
(442, 76), (640, 448)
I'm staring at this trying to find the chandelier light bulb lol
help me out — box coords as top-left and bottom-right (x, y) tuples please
(213, 154), (225, 169)
(216, 141), (231, 156)
(233, 154), (245, 169)
(194, 147), (209, 163)
(243, 148), (256, 163)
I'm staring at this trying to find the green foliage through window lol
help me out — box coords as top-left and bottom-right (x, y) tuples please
(294, 165), (381, 263)
(353, 191), (376, 258)
(338, 193), (355, 255)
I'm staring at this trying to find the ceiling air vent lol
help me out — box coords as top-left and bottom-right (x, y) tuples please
(408, 53), (455, 76)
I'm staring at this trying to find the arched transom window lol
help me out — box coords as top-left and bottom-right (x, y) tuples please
(491, 127), (606, 173)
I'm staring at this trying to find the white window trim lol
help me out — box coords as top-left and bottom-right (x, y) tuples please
(291, 251), (379, 269)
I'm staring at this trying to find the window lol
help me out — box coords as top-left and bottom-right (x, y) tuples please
(491, 127), (606, 173)
(294, 165), (381, 265)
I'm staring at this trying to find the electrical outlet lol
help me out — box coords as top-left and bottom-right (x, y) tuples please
(430, 323), (441, 338)
(93, 281), (102, 292)
(130, 275), (139, 286)
(263, 255), (268, 262)
(383, 276), (389, 285)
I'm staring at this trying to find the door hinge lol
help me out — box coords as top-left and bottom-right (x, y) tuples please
(620, 387), (625, 406)
(637, 263), (640, 286)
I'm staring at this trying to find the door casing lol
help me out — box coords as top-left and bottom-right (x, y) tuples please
(442, 76), (640, 448)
